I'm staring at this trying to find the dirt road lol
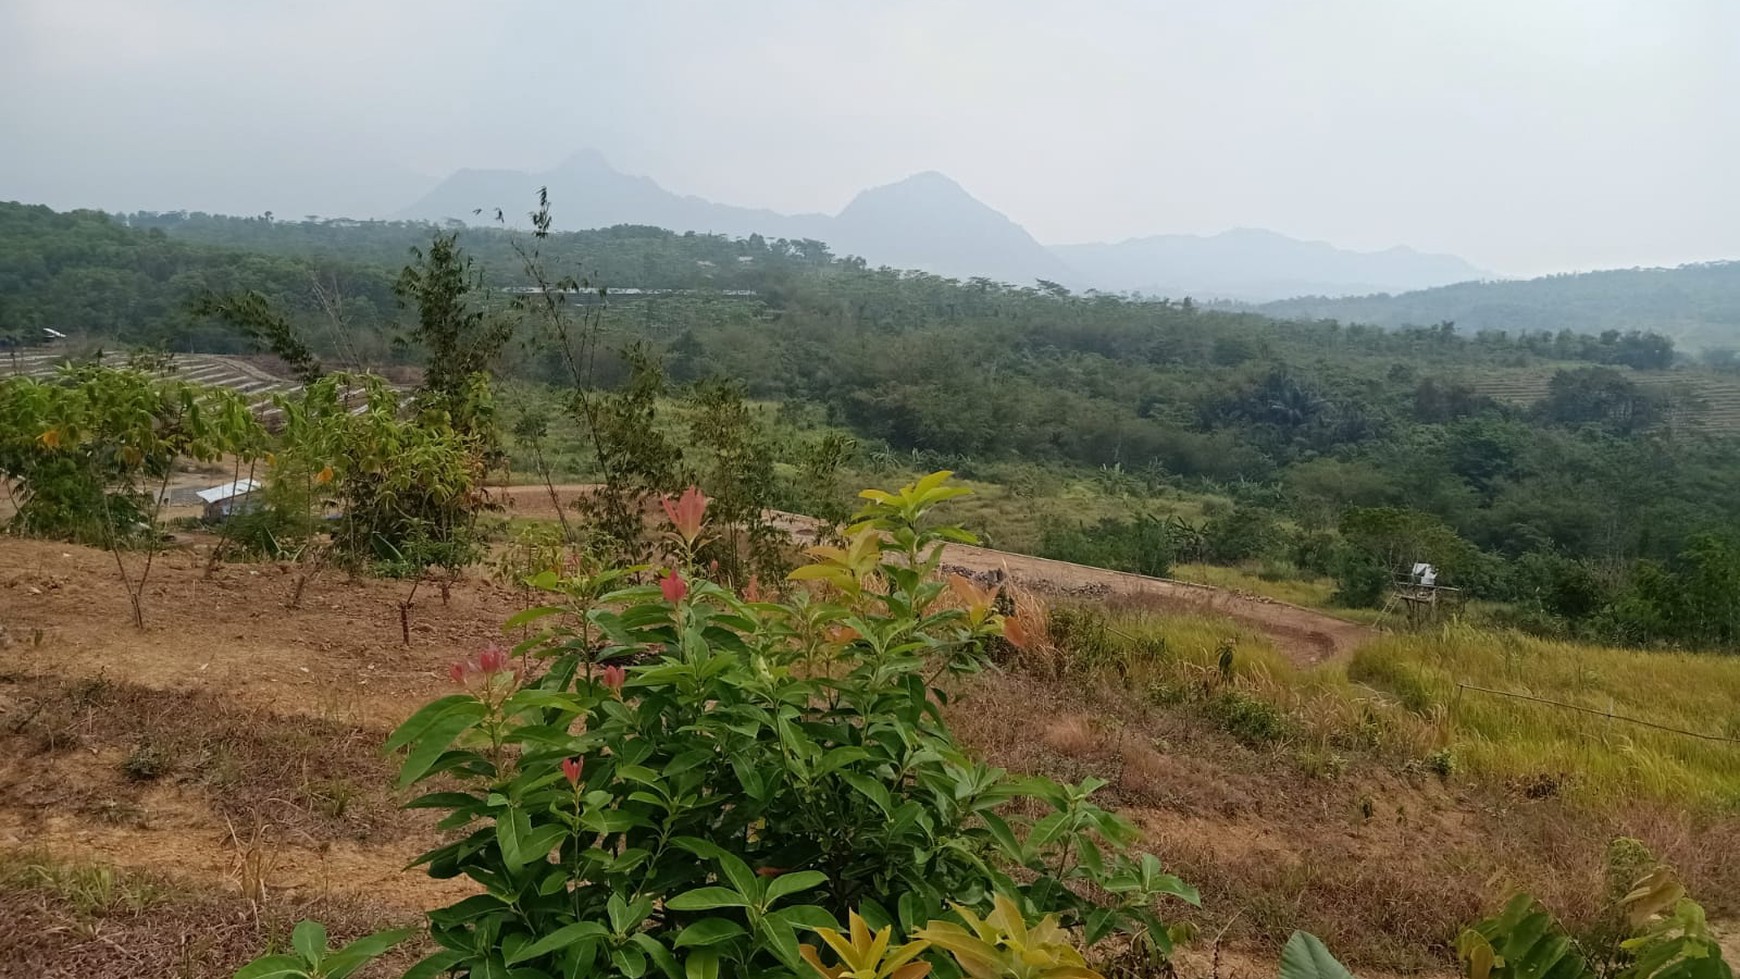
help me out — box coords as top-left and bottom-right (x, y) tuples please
(499, 483), (1372, 665)
(939, 543), (1369, 665)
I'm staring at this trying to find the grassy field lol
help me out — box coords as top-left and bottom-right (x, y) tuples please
(1350, 627), (1740, 808)
(1052, 604), (1740, 809)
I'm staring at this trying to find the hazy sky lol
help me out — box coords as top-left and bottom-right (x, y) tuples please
(3, 0), (1735, 276)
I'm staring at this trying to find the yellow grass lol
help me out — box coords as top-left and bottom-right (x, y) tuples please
(1349, 625), (1740, 807)
(1080, 607), (1740, 809)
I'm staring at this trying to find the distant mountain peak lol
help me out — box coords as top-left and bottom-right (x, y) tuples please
(394, 158), (1066, 284)
(552, 148), (613, 172)
(843, 170), (980, 209)
(890, 170), (965, 189)
(392, 153), (1484, 298)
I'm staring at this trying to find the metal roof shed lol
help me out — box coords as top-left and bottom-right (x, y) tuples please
(196, 479), (261, 520)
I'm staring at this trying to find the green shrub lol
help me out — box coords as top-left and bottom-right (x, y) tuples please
(1457, 865), (1732, 979)
(1331, 549), (1389, 608)
(1206, 689), (1296, 746)
(1200, 506), (1277, 563)
(1038, 513), (1180, 578)
(248, 474), (1200, 979)
(1426, 748), (1457, 778)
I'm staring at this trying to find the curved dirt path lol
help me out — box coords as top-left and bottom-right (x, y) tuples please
(937, 542), (1370, 665)
(496, 483), (1371, 666)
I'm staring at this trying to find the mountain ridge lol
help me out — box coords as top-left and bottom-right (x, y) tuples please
(394, 149), (1485, 299)
(1258, 261), (1740, 350)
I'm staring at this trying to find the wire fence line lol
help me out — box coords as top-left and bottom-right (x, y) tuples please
(1454, 682), (1740, 745)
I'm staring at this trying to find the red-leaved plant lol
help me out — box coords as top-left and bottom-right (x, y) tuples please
(238, 474), (1197, 979)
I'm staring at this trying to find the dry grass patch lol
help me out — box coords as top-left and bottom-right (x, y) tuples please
(1350, 625), (1740, 807)
(950, 602), (1740, 975)
(0, 672), (412, 843)
(0, 850), (424, 979)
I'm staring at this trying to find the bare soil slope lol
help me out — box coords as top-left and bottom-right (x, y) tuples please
(3, 535), (1732, 978)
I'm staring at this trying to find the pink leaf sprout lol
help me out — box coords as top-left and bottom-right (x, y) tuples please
(660, 486), (710, 546)
(448, 645), (517, 685)
(660, 569), (688, 604)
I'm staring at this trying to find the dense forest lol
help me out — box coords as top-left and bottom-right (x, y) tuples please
(1260, 261), (1740, 355)
(7, 200), (1740, 648)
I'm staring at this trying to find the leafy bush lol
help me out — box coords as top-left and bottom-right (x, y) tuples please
(1330, 549), (1389, 609)
(1200, 506), (1278, 563)
(1457, 863), (1733, 979)
(1038, 514), (1182, 578)
(251, 474), (1200, 979)
(1205, 688), (1297, 746)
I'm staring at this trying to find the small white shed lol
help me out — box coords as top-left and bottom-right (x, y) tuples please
(197, 479), (261, 521)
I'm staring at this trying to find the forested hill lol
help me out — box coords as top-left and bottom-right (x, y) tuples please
(1260, 261), (1740, 352)
(11, 198), (1740, 637)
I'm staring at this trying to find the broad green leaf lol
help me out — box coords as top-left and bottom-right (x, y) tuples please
(1280, 932), (1357, 979)
(684, 949), (720, 979)
(768, 904), (840, 932)
(838, 772), (895, 816)
(496, 807), (531, 868)
(325, 928), (414, 979)
(978, 811), (1028, 862)
(662, 749), (715, 777)
(763, 870), (829, 904)
(402, 950), (466, 979)
(612, 943), (648, 979)
(520, 824), (569, 864)
(404, 791), (481, 810)
(666, 887), (752, 911)
(714, 852), (761, 902)
(756, 915), (806, 973)
(631, 933), (682, 979)
(385, 694), (477, 752)
(672, 837), (731, 862)
(291, 920), (326, 963)
(503, 605), (563, 630)
(674, 918), (748, 948)
(233, 955), (308, 979)
(396, 701), (487, 788)
(504, 921), (608, 965)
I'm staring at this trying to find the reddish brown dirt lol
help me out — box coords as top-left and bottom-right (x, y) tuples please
(0, 534), (490, 961)
(4, 532), (1731, 978)
(0, 536), (507, 719)
(936, 542), (1369, 665)
(495, 483), (1373, 666)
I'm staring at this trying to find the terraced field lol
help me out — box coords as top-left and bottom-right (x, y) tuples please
(0, 348), (394, 428)
(1459, 366), (1740, 432)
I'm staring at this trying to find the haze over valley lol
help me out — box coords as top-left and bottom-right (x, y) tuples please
(390, 148), (1489, 301)
(6, 6), (1740, 976)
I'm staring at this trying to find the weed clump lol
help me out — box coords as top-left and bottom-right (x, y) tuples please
(122, 741), (171, 781)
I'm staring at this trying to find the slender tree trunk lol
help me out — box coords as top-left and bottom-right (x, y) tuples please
(206, 456), (252, 578)
(397, 578), (422, 646)
(128, 466), (177, 627)
(96, 467), (147, 630)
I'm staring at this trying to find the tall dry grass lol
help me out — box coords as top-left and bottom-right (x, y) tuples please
(1044, 603), (1740, 808)
(1350, 624), (1740, 807)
